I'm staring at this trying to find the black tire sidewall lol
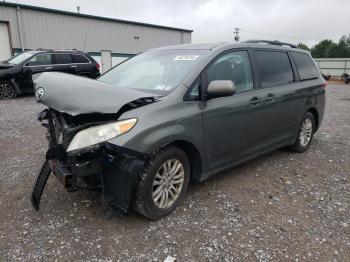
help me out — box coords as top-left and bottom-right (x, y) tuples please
(294, 112), (315, 152)
(137, 147), (190, 219)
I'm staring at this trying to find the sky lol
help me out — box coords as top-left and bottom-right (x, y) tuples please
(6, 0), (350, 47)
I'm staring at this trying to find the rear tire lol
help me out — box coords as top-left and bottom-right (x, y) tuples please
(133, 146), (190, 220)
(289, 112), (315, 153)
(0, 81), (17, 99)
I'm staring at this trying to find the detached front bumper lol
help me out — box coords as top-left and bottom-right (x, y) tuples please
(32, 109), (147, 213)
(35, 143), (146, 213)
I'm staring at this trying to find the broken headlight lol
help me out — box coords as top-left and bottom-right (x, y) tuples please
(66, 118), (137, 153)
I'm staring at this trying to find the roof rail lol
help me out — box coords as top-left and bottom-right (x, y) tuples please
(243, 40), (297, 48)
(35, 48), (52, 51)
(34, 48), (82, 52)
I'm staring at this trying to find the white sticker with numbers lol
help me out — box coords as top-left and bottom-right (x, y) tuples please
(174, 55), (199, 61)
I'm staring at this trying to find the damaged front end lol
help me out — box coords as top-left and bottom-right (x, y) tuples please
(32, 108), (146, 214)
(31, 72), (157, 213)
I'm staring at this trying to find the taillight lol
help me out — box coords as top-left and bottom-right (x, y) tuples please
(96, 63), (100, 70)
(322, 81), (328, 89)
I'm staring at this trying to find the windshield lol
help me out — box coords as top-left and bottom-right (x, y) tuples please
(7, 51), (36, 65)
(99, 50), (209, 94)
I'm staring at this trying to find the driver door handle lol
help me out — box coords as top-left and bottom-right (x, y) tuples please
(45, 66), (53, 70)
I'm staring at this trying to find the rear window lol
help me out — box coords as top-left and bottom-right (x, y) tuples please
(292, 52), (319, 80)
(72, 54), (90, 63)
(255, 51), (294, 88)
(54, 54), (72, 64)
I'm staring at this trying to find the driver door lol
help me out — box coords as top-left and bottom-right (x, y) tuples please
(21, 53), (54, 91)
(201, 50), (264, 172)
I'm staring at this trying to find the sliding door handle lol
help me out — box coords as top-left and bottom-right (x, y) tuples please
(250, 96), (262, 107)
(265, 93), (276, 103)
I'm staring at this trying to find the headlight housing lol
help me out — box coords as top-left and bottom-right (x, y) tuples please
(66, 118), (137, 153)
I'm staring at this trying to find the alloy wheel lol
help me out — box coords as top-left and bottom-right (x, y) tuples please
(152, 159), (185, 209)
(299, 118), (313, 147)
(0, 83), (15, 99)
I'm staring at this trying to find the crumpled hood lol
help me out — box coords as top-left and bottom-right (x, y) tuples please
(34, 72), (156, 116)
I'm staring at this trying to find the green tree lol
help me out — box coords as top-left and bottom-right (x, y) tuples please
(335, 35), (350, 57)
(297, 43), (310, 51)
(311, 39), (335, 58)
(311, 35), (350, 58)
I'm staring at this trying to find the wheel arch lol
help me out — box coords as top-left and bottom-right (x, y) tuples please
(307, 107), (319, 132)
(160, 140), (203, 181)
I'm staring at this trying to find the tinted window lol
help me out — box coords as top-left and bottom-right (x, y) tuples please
(292, 52), (319, 80)
(54, 54), (72, 64)
(206, 51), (253, 93)
(27, 54), (52, 66)
(72, 54), (90, 63)
(255, 51), (294, 88)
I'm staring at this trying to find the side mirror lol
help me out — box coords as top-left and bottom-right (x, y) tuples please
(207, 80), (236, 99)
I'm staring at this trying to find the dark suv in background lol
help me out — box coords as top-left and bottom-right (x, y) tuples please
(0, 50), (100, 99)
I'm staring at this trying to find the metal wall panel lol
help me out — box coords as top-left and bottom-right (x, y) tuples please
(0, 5), (192, 54)
(315, 58), (350, 76)
(0, 6), (21, 48)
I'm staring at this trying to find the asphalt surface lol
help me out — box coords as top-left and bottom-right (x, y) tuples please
(0, 84), (349, 261)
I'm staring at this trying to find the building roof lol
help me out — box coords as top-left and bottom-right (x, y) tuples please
(0, 2), (193, 33)
(151, 43), (227, 51)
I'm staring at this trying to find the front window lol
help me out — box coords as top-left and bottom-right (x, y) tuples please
(206, 50), (254, 93)
(7, 51), (37, 65)
(99, 50), (209, 95)
(26, 54), (53, 66)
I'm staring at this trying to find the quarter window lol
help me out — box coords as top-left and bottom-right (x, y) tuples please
(255, 51), (294, 88)
(206, 51), (253, 93)
(27, 54), (52, 66)
(54, 54), (72, 64)
(185, 77), (200, 100)
(292, 52), (319, 80)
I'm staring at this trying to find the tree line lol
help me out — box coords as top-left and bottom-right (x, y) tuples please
(298, 35), (350, 58)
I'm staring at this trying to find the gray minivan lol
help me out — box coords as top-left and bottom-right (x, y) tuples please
(31, 40), (326, 219)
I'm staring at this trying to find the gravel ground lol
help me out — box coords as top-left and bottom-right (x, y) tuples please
(0, 84), (349, 262)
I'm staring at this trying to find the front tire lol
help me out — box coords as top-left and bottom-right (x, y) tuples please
(0, 81), (17, 99)
(290, 112), (315, 153)
(133, 146), (190, 219)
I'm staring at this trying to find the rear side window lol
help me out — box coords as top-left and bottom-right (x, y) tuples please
(255, 51), (294, 88)
(292, 52), (319, 80)
(54, 54), (72, 64)
(72, 54), (90, 63)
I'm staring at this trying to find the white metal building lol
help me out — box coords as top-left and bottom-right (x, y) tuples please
(0, 2), (192, 69)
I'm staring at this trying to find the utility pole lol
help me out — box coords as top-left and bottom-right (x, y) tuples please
(234, 27), (240, 42)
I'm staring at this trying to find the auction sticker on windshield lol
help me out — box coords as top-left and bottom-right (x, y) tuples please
(174, 55), (199, 61)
